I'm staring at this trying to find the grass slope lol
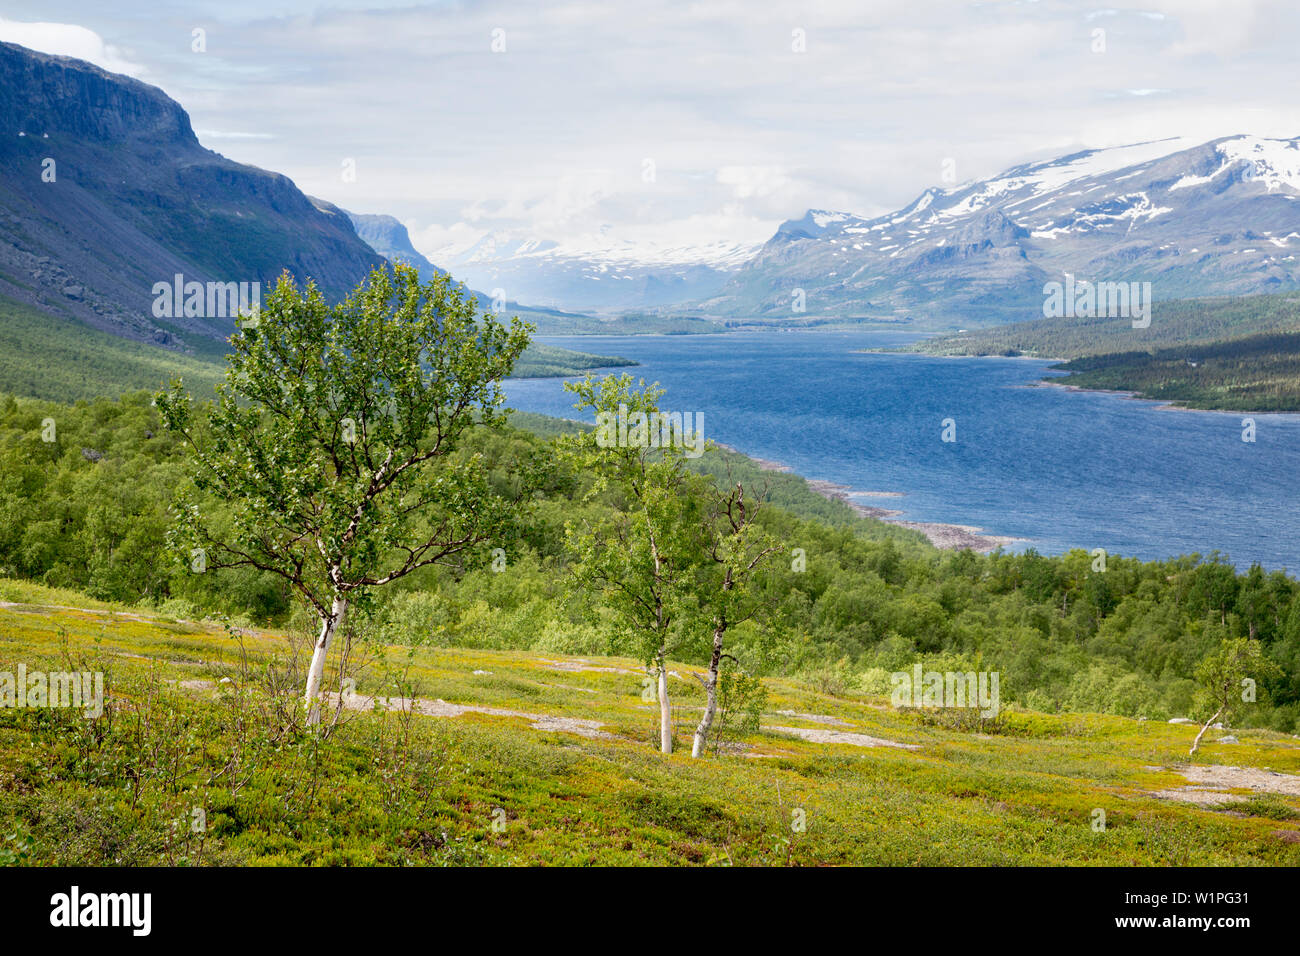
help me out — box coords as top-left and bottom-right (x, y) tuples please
(2, 579), (1298, 866)
(0, 294), (635, 401)
(0, 296), (226, 403)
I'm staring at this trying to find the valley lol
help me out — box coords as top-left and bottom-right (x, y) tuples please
(1, 15), (1299, 886)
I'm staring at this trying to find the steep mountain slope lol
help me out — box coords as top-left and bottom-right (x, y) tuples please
(0, 41), (385, 353)
(346, 211), (458, 283)
(699, 136), (1300, 326)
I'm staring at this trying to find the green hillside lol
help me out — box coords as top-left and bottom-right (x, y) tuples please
(0, 294), (634, 401)
(915, 291), (1300, 361)
(1054, 331), (1300, 412)
(0, 296), (227, 403)
(1, 389), (1297, 733)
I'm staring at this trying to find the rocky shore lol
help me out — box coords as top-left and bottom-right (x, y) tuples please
(734, 449), (1016, 553)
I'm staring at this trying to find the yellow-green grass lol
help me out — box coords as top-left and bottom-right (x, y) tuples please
(1, 580), (1298, 866)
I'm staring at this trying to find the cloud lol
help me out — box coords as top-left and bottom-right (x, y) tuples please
(0, 17), (145, 76)
(716, 166), (793, 201)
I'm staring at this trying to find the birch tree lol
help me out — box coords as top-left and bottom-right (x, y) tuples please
(562, 374), (780, 757)
(1189, 637), (1280, 757)
(690, 483), (782, 757)
(157, 264), (531, 725)
(561, 375), (702, 753)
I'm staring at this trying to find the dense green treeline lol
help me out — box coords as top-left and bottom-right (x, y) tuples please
(2, 388), (1299, 731)
(915, 290), (1300, 361)
(1052, 331), (1300, 411)
(907, 291), (1300, 410)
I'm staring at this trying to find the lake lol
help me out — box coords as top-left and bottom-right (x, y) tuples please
(503, 330), (1300, 571)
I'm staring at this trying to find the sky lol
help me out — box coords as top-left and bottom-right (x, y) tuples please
(3, 1), (1298, 264)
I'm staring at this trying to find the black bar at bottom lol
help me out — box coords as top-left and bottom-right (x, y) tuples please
(0, 865), (1283, 942)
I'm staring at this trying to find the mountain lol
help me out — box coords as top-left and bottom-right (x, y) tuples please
(697, 136), (1300, 326)
(346, 211), (455, 282)
(342, 210), (636, 330)
(437, 230), (757, 314)
(0, 40), (385, 353)
(0, 41), (633, 399)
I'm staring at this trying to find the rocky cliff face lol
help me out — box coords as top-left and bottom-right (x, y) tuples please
(0, 41), (386, 351)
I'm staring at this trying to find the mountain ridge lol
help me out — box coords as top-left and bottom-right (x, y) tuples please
(694, 135), (1300, 326)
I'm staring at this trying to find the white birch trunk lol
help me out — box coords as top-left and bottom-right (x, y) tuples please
(691, 678), (716, 759)
(304, 593), (347, 727)
(1190, 704), (1224, 757)
(657, 658), (672, 755)
(691, 626), (725, 758)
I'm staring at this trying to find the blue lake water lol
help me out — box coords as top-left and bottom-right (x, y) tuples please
(504, 330), (1300, 571)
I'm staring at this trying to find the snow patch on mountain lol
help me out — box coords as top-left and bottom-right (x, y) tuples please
(1219, 136), (1300, 192)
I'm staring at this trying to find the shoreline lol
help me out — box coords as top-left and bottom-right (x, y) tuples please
(1027, 377), (1300, 417)
(810, 477), (1018, 552)
(883, 347), (1300, 416)
(718, 444), (1018, 553)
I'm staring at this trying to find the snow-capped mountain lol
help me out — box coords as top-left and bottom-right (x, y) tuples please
(435, 231), (760, 314)
(698, 135), (1300, 325)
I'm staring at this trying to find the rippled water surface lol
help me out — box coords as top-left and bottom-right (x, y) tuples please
(504, 330), (1300, 570)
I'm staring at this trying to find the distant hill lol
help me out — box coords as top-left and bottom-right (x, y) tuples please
(1050, 331), (1300, 412)
(915, 290), (1300, 360)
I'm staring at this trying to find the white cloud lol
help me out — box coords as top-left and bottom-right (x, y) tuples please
(0, 18), (145, 76)
(716, 166), (792, 200)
